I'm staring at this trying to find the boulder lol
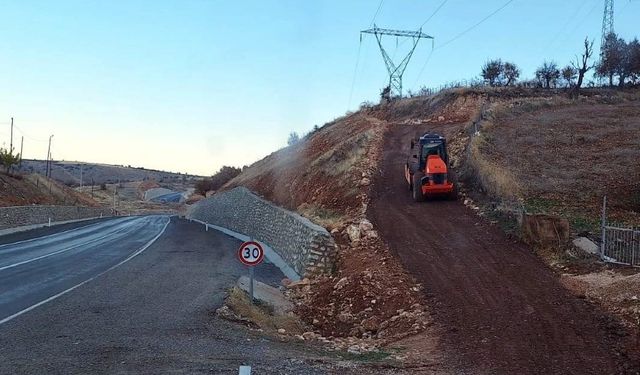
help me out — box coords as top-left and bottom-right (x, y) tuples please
(572, 237), (599, 255)
(359, 219), (374, 232)
(346, 225), (361, 242)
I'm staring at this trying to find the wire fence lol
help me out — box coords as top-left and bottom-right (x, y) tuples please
(600, 196), (640, 267)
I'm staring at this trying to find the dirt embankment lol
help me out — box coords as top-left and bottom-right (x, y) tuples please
(368, 95), (639, 372)
(223, 109), (435, 343)
(0, 173), (100, 207)
(469, 91), (640, 229)
(219, 87), (640, 372)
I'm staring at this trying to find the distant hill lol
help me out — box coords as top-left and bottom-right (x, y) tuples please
(17, 160), (202, 186)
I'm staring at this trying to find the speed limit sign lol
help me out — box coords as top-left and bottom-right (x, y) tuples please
(238, 241), (264, 266)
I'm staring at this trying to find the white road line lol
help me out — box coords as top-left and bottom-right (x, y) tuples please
(0, 216), (131, 250)
(0, 217), (170, 326)
(0, 224), (135, 271)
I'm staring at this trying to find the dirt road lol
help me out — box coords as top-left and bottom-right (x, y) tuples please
(369, 123), (637, 374)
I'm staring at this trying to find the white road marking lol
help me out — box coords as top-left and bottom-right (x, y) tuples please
(0, 217), (170, 326)
(0, 216), (131, 250)
(0, 224), (134, 271)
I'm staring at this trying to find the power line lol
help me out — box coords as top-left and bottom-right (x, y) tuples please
(13, 124), (49, 142)
(348, 0), (385, 109)
(412, 0), (514, 89)
(420, 0), (449, 28)
(414, 48), (435, 86)
(435, 0), (515, 51)
(347, 40), (363, 109)
(545, 0), (590, 50)
(370, 0), (385, 27)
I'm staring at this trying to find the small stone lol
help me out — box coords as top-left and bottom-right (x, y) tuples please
(358, 219), (374, 232)
(345, 225), (361, 243)
(302, 331), (316, 340)
(312, 318), (320, 326)
(359, 178), (370, 186)
(277, 328), (286, 334)
(334, 277), (349, 290)
(361, 317), (380, 332)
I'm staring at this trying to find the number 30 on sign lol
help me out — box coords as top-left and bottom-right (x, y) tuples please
(237, 241), (264, 266)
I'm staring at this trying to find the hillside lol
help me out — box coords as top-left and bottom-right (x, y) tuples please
(472, 91), (640, 228)
(0, 173), (100, 207)
(18, 159), (201, 186)
(220, 86), (640, 370)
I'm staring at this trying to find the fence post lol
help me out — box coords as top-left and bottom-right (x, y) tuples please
(633, 227), (638, 267)
(600, 195), (607, 259)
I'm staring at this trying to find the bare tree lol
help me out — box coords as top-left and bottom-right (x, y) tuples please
(571, 37), (594, 97)
(481, 59), (504, 86)
(502, 62), (520, 86)
(535, 61), (560, 88)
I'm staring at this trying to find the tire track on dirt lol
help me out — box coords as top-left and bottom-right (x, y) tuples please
(369, 122), (630, 374)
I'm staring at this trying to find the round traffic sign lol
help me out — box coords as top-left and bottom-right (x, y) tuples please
(237, 241), (264, 266)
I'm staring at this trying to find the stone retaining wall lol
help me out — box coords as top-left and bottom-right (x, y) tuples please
(187, 187), (336, 278)
(0, 205), (114, 230)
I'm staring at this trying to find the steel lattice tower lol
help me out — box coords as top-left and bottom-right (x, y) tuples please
(361, 25), (433, 97)
(601, 0), (614, 52)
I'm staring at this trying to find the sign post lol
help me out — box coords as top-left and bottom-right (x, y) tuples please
(237, 241), (264, 304)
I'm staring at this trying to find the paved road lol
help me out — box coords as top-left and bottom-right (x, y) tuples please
(0, 216), (170, 323)
(0, 217), (383, 374)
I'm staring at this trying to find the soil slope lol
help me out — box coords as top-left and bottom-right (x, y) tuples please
(369, 108), (637, 374)
(0, 173), (99, 207)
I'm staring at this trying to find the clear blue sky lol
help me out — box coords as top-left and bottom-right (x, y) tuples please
(0, 0), (637, 176)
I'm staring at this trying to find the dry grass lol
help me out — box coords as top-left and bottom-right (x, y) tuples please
(472, 92), (640, 229)
(467, 128), (522, 201)
(225, 287), (306, 335)
(296, 203), (345, 230)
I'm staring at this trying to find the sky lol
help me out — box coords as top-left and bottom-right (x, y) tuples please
(0, 0), (638, 176)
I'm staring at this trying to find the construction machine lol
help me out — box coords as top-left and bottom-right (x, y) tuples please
(404, 133), (457, 202)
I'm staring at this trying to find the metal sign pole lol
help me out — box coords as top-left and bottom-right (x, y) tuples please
(249, 266), (255, 304)
(600, 195), (607, 259)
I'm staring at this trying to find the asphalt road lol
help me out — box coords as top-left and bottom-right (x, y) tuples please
(0, 216), (373, 374)
(0, 216), (170, 323)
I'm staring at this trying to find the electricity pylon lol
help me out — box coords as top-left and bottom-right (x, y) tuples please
(361, 25), (433, 98)
(601, 0), (614, 53)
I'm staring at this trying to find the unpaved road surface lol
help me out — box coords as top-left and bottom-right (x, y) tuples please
(0, 217), (340, 374)
(369, 124), (638, 374)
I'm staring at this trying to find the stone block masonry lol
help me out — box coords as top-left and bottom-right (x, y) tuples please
(0, 205), (114, 231)
(187, 187), (336, 278)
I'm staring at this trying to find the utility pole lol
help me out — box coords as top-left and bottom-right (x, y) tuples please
(10, 117), (13, 154)
(113, 185), (118, 214)
(361, 25), (433, 98)
(19, 136), (23, 168)
(46, 135), (53, 178)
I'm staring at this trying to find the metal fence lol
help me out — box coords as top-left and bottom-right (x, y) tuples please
(600, 196), (640, 267)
